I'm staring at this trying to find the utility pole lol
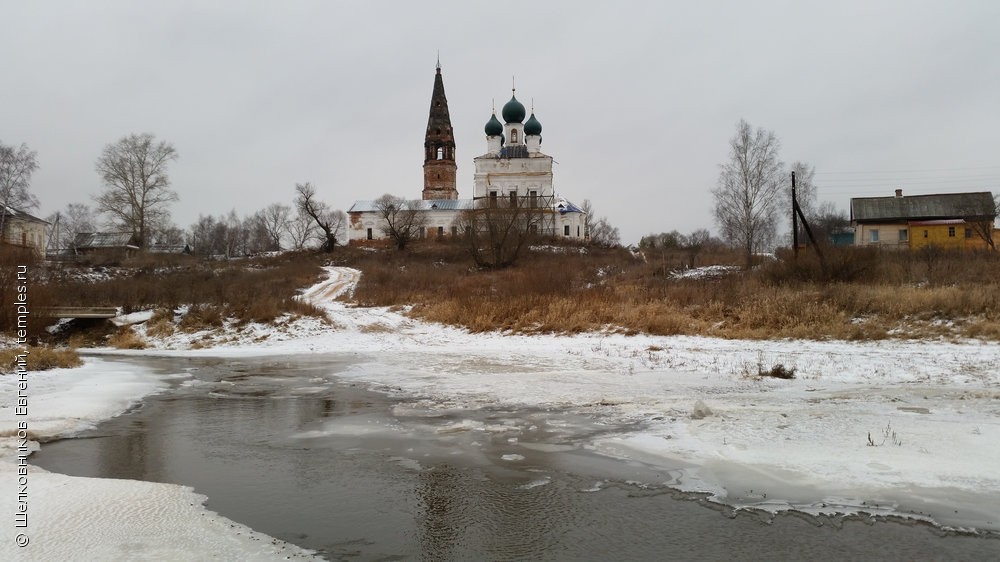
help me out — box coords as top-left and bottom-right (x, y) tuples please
(792, 171), (799, 258)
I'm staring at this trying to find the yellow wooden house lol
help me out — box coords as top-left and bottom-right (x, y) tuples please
(908, 219), (991, 251)
(851, 189), (996, 251)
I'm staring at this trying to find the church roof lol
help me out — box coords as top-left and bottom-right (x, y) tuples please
(524, 113), (542, 135)
(348, 199), (476, 213)
(425, 66), (454, 143)
(484, 112), (503, 136)
(502, 93), (526, 124)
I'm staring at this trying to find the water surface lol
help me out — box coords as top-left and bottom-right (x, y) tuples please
(33, 355), (1000, 561)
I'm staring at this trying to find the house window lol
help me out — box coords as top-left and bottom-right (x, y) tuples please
(965, 228), (973, 239)
(869, 229), (879, 243)
(366, 228), (372, 240)
(948, 226), (956, 237)
(923, 230), (928, 238)
(564, 225), (570, 236)
(898, 229), (908, 242)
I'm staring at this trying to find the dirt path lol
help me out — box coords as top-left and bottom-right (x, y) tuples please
(298, 266), (361, 305)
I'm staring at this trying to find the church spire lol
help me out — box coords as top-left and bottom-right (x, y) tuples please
(423, 59), (458, 200)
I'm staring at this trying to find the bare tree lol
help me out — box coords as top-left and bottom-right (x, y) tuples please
(152, 224), (186, 246)
(256, 203), (291, 250)
(712, 119), (784, 268)
(461, 195), (545, 268)
(286, 209), (317, 250)
(957, 192), (998, 250)
(189, 214), (220, 256)
(94, 133), (179, 248)
(0, 142), (40, 235)
(787, 162), (817, 217)
(581, 199), (621, 247)
(294, 182), (346, 252)
(680, 228), (713, 268)
(47, 203), (97, 252)
(373, 194), (427, 250)
(809, 201), (850, 245)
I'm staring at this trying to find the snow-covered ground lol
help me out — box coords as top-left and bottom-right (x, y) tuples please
(4, 265), (1000, 558)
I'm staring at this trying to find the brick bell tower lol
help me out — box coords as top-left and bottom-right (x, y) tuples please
(422, 58), (458, 200)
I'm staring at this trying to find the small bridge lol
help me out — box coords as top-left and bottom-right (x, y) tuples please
(42, 306), (118, 319)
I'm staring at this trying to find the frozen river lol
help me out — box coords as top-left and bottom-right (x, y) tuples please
(31, 355), (1000, 561)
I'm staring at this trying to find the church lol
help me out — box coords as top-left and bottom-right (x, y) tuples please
(347, 62), (587, 243)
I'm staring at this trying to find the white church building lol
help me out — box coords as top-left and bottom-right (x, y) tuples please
(347, 63), (586, 243)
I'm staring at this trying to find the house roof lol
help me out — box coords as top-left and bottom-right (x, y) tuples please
(74, 232), (139, 249)
(851, 192), (995, 222)
(1, 206), (48, 224)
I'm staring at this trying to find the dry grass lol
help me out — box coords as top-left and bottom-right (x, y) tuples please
(108, 327), (147, 349)
(0, 346), (83, 373)
(345, 242), (1000, 341)
(145, 308), (176, 338)
(30, 240), (1000, 343)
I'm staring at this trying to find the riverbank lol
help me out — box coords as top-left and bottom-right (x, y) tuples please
(4, 266), (1000, 558)
(89, 267), (1000, 531)
(0, 358), (321, 560)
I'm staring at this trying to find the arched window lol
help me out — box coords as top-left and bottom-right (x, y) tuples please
(437, 147), (444, 160)
(511, 130), (518, 143)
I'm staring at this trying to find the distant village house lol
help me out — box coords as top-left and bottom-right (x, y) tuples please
(1, 206), (48, 256)
(850, 189), (996, 250)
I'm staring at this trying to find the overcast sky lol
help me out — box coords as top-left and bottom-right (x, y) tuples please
(5, 1), (999, 244)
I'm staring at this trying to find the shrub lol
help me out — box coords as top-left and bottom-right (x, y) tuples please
(108, 327), (147, 349)
(0, 346), (83, 373)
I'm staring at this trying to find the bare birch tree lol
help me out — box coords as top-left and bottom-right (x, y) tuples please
(374, 193), (426, 250)
(94, 133), (178, 248)
(712, 119), (784, 268)
(0, 142), (40, 235)
(581, 198), (621, 247)
(294, 182), (346, 252)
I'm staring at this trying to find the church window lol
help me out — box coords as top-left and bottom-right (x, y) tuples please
(564, 225), (570, 236)
(577, 225), (580, 237)
(419, 226), (426, 238)
(489, 191), (498, 206)
(437, 147), (444, 160)
(451, 226), (458, 236)
(509, 191), (517, 207)
(511, 130), (518, 143)
(437, 226), (444, 237)
(529, 190), (537, 208)
(366, 228), (373, 240)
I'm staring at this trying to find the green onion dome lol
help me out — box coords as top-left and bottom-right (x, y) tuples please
(501, 94), (526, 123)
(485, 112), (503, 136)
(524, 113), (542, 135)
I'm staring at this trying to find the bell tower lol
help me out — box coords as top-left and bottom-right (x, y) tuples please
(422, 58), (458, 200)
